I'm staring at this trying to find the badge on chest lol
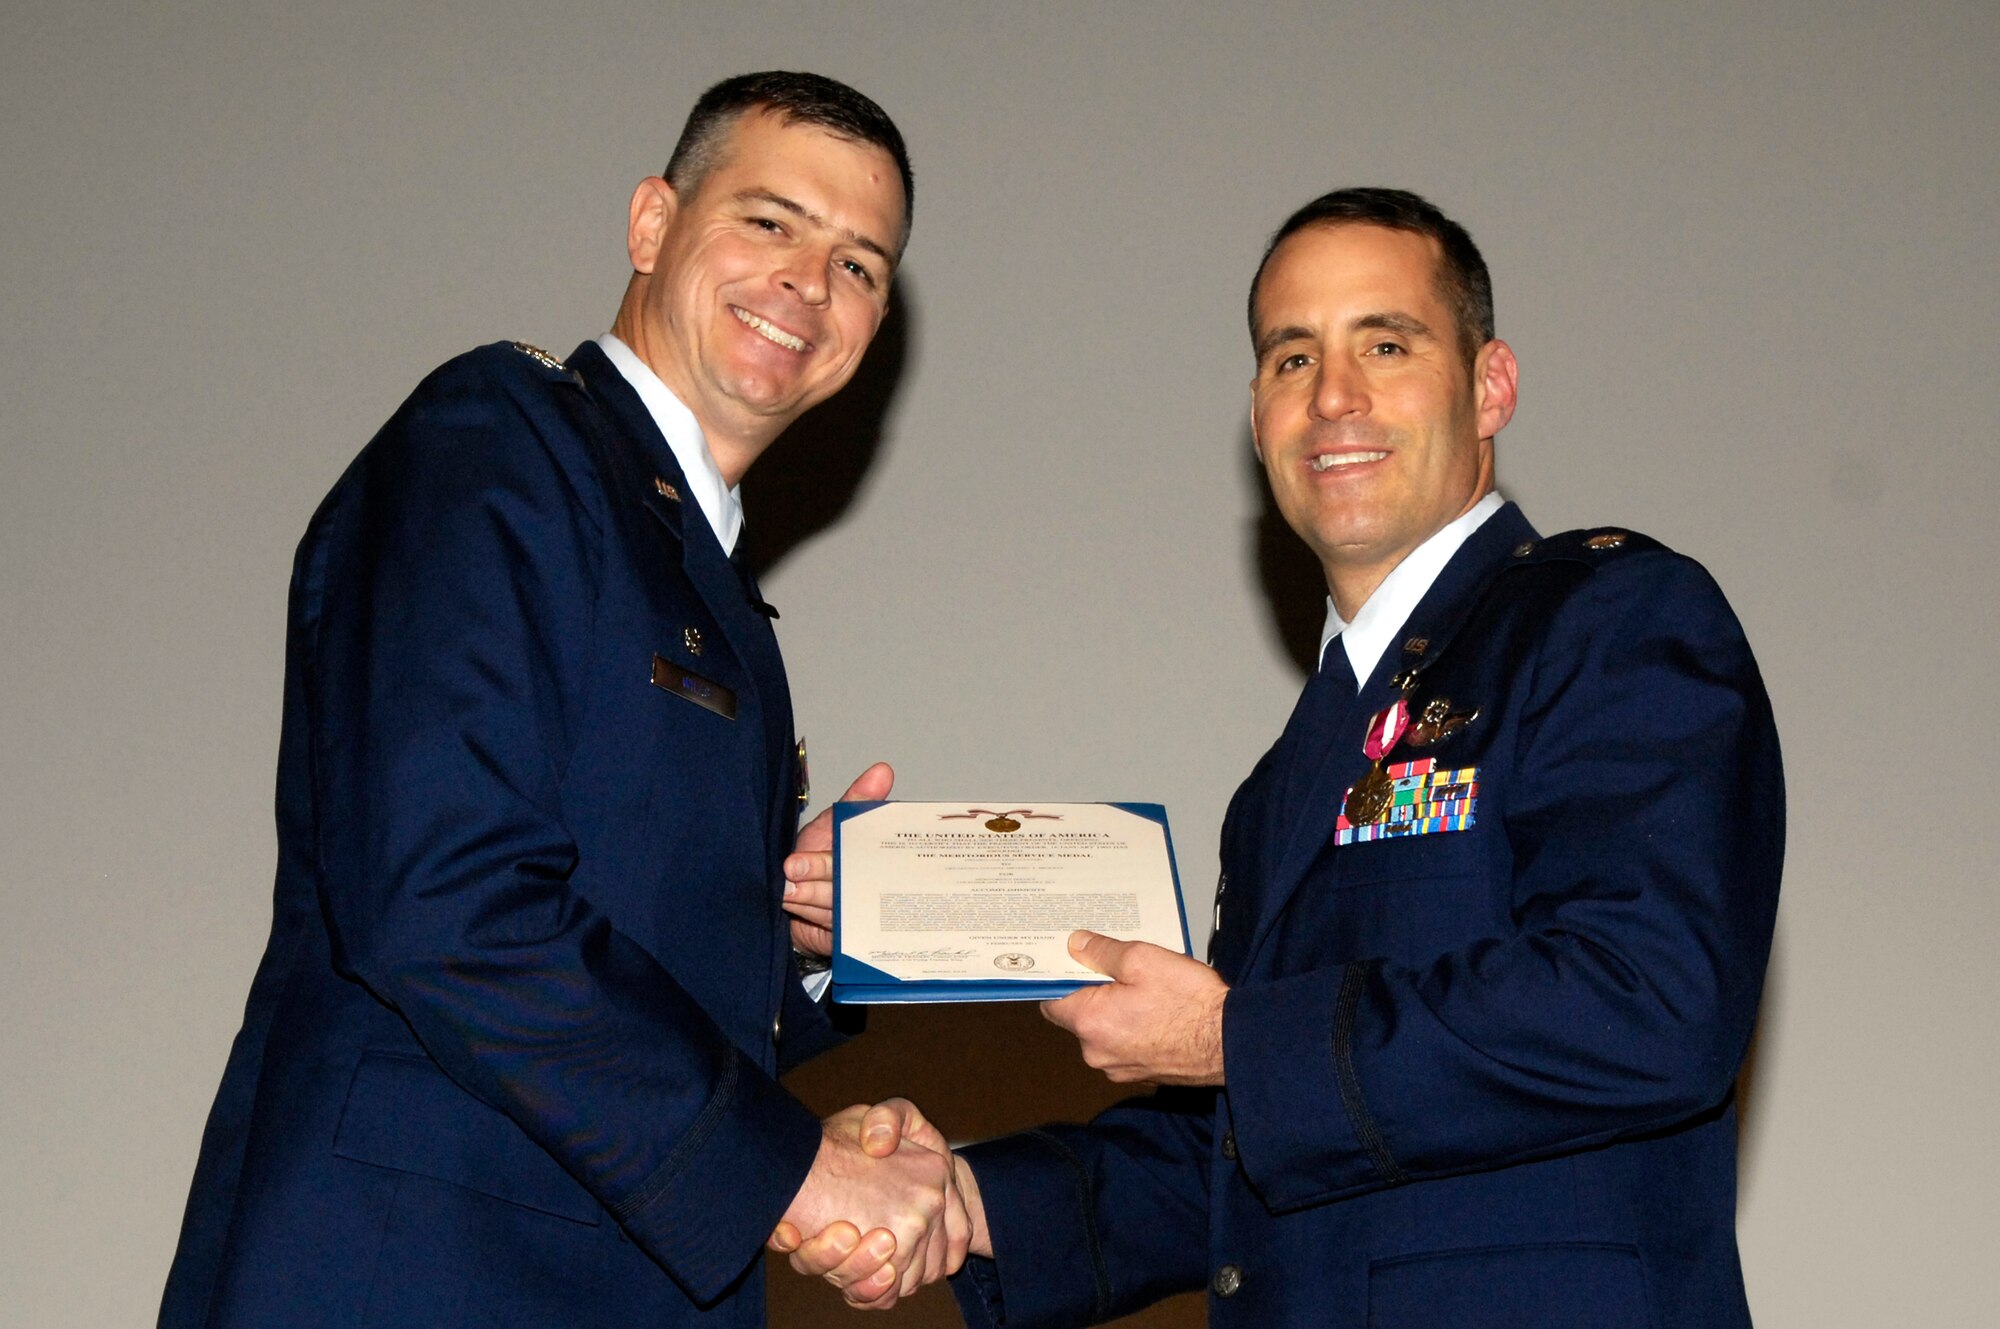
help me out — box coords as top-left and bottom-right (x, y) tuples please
(1335, 757), (1479, 846)
(1336, 693), (1480, 846)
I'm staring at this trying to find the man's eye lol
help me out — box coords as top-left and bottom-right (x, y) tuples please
(1277, 353), (1311, 372)
(839, 258), (876, 286)
(1367, 341), (1406, 356)
(751, 217), (783, 233)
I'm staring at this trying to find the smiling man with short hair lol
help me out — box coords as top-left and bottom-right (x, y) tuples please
(795, 187), (1785, 1329)
(158, 71), (963, 1329)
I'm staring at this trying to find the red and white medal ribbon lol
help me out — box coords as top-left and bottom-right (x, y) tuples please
(1363, 698), (1410, 761)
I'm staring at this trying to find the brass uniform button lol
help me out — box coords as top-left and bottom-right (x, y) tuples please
(1221, 1130), (1238, 1161)
(1512, 541), (1536, 558)
(1212, 1264), (1243, 1298)
(771, 1009), (783, 1043)
(684, 626), (703, 656)
(1586, 531), (1628, 550)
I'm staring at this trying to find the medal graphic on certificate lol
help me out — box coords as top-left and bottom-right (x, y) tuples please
(937, 807), (1063, 834)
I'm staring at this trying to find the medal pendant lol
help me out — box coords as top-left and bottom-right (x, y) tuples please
(1345, 762), (1395, 825)
(1344, 698), (1411, 826)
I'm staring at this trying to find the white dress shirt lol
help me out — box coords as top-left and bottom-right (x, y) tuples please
(596, 333), (743, 555)
(1318, 490), (1506, 688)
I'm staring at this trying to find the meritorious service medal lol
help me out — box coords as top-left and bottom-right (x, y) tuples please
(1344, 698), (1411, 826)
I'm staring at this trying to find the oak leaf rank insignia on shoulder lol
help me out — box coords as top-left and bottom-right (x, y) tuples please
(1510, 527), (1665, 565)
(509, 341), (567, 372)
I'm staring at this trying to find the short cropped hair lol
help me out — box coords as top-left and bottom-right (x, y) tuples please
(664, 70), (914, 252)
(1247, 188), (1493, 367)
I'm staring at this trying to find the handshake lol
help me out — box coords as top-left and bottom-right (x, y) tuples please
(769, 1098), (986, 1310)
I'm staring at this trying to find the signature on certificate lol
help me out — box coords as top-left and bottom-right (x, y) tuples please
(866, 947), (979, 962)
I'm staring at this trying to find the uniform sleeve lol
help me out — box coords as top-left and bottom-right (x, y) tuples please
(1223, 553), (1784, 1210)
(308, 362), (820, 1301)
(952, 1091), (1215, 1329)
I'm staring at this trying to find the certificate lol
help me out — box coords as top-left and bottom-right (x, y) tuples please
(830, 801), (1190, 1003)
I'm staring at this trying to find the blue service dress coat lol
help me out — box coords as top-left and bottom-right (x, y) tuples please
(159, 340), (844, 1328)
(953, 503), (1784, 1329)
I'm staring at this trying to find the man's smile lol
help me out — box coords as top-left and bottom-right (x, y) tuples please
(731, 305), (809, 353)
(1308, 450), (1389, 472)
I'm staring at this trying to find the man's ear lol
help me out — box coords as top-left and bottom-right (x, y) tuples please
(626, 176), (677, 275)
(1249, 390), (1266, 464)
(1473, 338), (1519, 440)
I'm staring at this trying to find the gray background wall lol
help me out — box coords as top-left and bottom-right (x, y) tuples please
(3, 2), (1995, 1324)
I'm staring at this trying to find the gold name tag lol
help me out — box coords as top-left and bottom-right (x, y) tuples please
(652, 653), (736, 720)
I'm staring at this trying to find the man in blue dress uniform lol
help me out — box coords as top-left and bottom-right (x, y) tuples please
(158, 72), (965, 1328)
(791, 188), (1784, 1327)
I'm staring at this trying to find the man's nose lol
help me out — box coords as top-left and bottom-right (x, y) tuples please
(1309, 358), (1368, 421)
(778, 244), (831, 306)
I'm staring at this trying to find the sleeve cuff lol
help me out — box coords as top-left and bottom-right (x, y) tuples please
(951, 1131), (1112, 1329)
(951, 1255), (1008, 1328)
(1222, 966), (1378, 1209)
(614, 1049), (822, 1305)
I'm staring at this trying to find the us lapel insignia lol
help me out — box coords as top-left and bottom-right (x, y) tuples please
(795, 738), (811, 805)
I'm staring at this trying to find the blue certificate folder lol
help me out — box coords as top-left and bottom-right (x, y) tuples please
(829, 801), (1191, 1004)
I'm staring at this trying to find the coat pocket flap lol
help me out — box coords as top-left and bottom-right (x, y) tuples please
(332, 1051), (602, 1226)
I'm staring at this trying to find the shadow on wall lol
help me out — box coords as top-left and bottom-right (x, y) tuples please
(741, 281), (914, 579)
(1245, 424), (1327, 680)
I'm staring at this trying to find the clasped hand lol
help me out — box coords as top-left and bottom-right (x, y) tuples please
(771, 1100), (979, 1309)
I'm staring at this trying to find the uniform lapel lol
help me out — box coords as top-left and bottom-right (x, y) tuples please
(1238, 504), (1540, 971)
(564, 341), (792, 812)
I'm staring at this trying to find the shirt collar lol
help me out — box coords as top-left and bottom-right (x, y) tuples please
(595, 333), (743, 554)
(1318, 490), (1506, 688)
